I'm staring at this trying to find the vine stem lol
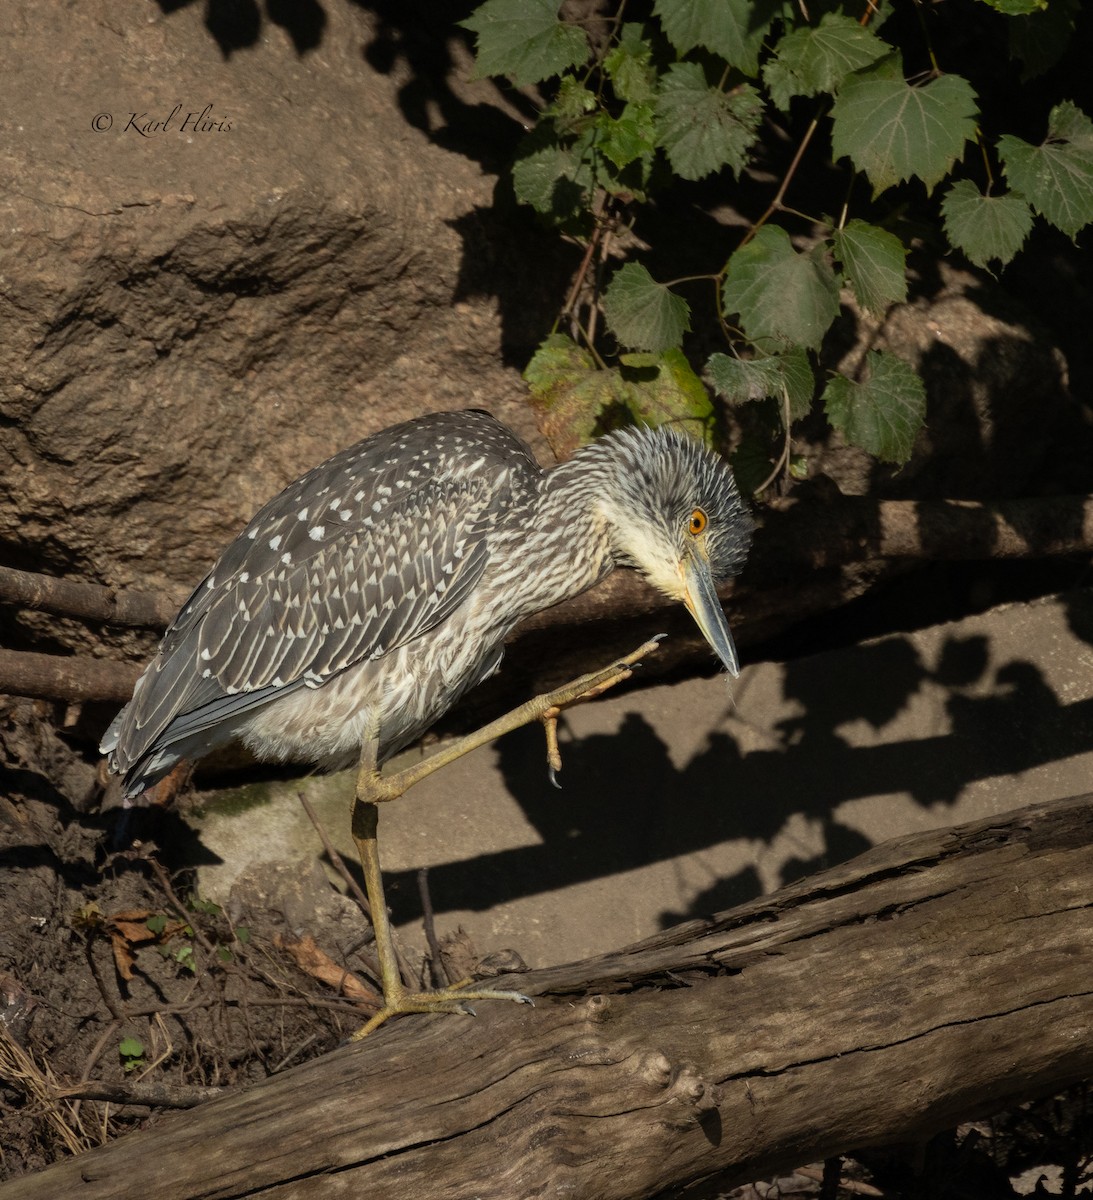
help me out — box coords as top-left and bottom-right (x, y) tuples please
(741, 113), (822, 249)
(755, 382), (794, 495)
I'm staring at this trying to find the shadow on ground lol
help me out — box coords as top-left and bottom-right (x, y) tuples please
(371, 591), (1093, 930)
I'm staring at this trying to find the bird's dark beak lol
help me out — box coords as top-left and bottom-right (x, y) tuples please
(680, 550), (741, 677)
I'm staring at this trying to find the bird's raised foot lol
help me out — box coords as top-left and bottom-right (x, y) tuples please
(541, 635), (666, 784)
(349, 984), (533, 1041)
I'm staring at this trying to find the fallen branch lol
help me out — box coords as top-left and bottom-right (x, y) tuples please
(5, 493), (1093, 708)
(0, 647), (139, 704)
(5, 495), (1093, 637)
(4, 794), (1092, 1199)
(0, 565), (179, 629)
(53, 1081), (224, 1110)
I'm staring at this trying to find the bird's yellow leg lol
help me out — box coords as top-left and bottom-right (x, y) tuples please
(350, 742), (533, 1040)
(366, 636), (664, 803)
(347, 637), (662, 1039)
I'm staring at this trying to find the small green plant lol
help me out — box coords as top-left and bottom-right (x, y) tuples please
(461, 0), (1092, 489)
(118, 1037), (145, 1073)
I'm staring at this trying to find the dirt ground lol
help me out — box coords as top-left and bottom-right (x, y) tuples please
(2, 695), (1091, 1198)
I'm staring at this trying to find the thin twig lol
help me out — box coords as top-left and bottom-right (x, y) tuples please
(417, 868), (449, 988)
(297, 793), (371, 919)
(146, 857), (221, 965)
(296, 791), (416, 990)
(55, 1080), (224, 1110)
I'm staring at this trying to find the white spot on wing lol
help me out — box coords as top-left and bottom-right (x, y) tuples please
(309, 526), (325, 541)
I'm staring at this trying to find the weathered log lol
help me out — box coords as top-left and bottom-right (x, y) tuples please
(0, 647), (140, 703)
(0, 565), (180, 629)
(5, 795), (1093, 1199)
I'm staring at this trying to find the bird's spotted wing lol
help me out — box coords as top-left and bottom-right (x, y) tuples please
(198, 475), (500, 693)
(104, 411), (542, 785)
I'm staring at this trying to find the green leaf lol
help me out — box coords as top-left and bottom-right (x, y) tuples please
(830, 219), (908, 315)
(722, 226), (840, 351)
(525, 334), (622, 457)
(654, 64), (762, 181)
(730, 430), (779, 496)
(618, 348), (716, 441)
(604, 23), (657, 105)
(763, 14), (889, 111)
(460, 0), (588, 86)
(525, 336), (713, 458)
(977, 0), (1044, 12)
(146, 914), (168, 935)
(654, 0), (778, 77)
(708, 349), (815, 421)
(511, 125), (595, 220)
(597, 103), (657, 171)
(552, 76), (597, 124)
(602, 262), (691, 352)
(997, 101), (1093, 239)
(830, 57), (979, 194)
(118, 1037), (144, 1060)
(940, 179), (1033, 268)
(822, 350), (926, 463)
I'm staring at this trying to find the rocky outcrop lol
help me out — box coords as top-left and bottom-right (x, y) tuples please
(0, 1), (550, 654)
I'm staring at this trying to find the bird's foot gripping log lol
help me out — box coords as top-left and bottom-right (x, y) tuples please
(349, 636), (664, 1039)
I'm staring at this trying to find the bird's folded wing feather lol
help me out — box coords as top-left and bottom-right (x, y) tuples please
(105, 469), (515, 771)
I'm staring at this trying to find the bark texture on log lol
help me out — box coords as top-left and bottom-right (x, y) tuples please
(5, 795), (1093, 1200)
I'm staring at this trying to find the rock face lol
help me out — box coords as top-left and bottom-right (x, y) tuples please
(1, 0), (1089, 683)
(0, 1), (550, 639)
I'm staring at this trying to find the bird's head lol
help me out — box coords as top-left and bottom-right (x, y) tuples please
(594, 426), (755, 675)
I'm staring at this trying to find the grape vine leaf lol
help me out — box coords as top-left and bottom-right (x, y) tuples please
(654, 64), (762, 181)
(653, 0), (779, 77)
(460, 0), (588, 86)
(708, 349), (815, 421)
(619, 349), (716, 441)
(722, 226), (840, 351)
(604, 23), (657, 105)
(552, 76), (596, 124)
(511, 124), (595, 220)
(997, 101), (1093, 239)
(603, 262), (692, 352)
(763, 13), (889, 112)
(830, 58), (979, 194)
(822, 350), (926, 463)
(831, 219), (908, 315)
(598, 103), (657, 172)
(940, 180), (1034, 268)
(525, 336), (713, 457)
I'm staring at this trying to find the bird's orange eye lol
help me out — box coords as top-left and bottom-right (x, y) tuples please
(688, 508), (708, 536)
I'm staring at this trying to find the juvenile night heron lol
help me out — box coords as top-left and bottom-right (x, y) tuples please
(103, 409), (754, 1035)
